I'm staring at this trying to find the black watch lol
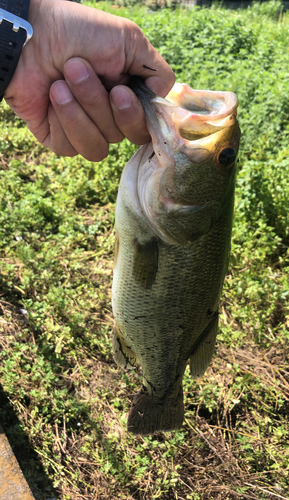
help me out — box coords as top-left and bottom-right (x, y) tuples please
(0, 0), (33, 100)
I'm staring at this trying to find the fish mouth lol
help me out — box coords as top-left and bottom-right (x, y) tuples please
(129, 76), (238, 146)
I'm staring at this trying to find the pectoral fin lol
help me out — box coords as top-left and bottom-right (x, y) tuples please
(133, 238), (158, 290)
(113, 322), (138, 369)
(189, 312), (218, 379)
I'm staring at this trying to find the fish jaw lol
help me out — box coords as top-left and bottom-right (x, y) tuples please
(131, 79), (240, 245)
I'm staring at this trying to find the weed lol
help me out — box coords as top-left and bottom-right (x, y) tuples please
(0, 1), (288, 499)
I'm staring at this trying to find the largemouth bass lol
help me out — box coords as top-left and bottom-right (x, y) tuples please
(112, 78), (240, 436)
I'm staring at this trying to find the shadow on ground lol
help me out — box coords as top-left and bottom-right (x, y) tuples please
(0, 385), (57, 500)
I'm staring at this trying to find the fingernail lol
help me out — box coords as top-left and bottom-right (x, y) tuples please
(51, 81), (73, 105)
(65, 60), (89, 84)
(111, 87), (132, 110)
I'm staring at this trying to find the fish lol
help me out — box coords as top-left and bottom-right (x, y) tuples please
(111, 77), (240, 436)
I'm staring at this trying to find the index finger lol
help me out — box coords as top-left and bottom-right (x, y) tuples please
(99, 20), (175, 99)
(125, 23), (175, 97)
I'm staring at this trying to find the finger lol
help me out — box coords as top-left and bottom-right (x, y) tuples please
(123, 22), (175, 98)
(144, 72), (175, 99)
(110, 85), (150, 145)
(64, 58), (124, 144)
(43, 103), (78, 157)
(50, 80), (110, 162)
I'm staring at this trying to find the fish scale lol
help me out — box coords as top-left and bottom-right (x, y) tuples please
(112, 78), (240, 435)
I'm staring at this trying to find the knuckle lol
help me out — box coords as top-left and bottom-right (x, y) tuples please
(84, 144), (109, 162)
(52, 145), (76, 157)
(89, 90), (107, 106)
(107, 130), (124, 144)
(49, 140), (77, 158)
(96, 146), (109, 162)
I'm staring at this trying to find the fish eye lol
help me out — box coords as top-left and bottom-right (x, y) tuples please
(218, 147), (236, 167)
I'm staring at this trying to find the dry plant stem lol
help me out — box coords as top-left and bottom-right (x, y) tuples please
(244, 483), (289, 500)
(194, 426), (225, 463)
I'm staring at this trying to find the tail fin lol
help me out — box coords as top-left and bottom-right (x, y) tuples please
(127, 386), (184, 436)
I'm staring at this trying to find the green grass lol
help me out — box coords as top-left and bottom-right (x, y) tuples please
(0, 1), (289, 499)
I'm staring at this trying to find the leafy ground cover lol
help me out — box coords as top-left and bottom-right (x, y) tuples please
(0, 1), (289, 498)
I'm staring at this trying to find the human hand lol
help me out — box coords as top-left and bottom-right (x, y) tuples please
(5, 0), (175, 161)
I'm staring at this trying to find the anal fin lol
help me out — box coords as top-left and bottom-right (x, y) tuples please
(113, 322), (138, 369)
(190, 312), (218, 379)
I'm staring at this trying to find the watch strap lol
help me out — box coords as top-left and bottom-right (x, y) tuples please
(0, 1), (30, 19)
(0, 0), (32, 100)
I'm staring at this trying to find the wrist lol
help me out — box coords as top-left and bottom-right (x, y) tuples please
(0, 0), (33, 99)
